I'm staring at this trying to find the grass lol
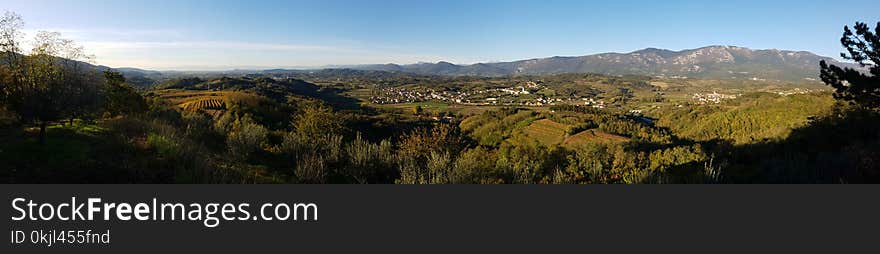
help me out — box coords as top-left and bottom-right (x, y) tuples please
(373, 101), (552, 118)
(520, 119), (570, 146)
(376, 101), (450, 111)
(410, 101), (450, 108)
(46, 120), (107, 136)
(0, 120), (177, 183)
(516, 118), (629, 148)
(563, 129), (629, 147)
(0, 122), (109, 183)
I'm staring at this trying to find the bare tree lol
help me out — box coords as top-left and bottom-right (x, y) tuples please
(0, 11), (24, 109)
(0, 21), (98, 143)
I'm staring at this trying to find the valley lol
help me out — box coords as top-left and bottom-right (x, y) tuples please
(0, 7), (877, 184)
(8, 67), (852, 183)
(3, 50), (871, 184)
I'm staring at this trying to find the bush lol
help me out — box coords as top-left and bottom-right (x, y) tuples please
(452, 147), (500, 184)
(343, 133), (395, 183)
(295, 153), (327, 184)
(227, 119), (268, 161)
(425, 152), (453, 184)
(147, 132), (180, 157)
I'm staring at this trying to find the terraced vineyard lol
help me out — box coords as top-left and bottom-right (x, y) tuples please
(180, 98), (226, 112)
(152, 89), (264, 113)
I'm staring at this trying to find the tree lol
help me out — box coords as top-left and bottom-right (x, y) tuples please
(226, 116), (268, 161)
(292, 105), (343, 139)
(12, 31), (95, 143)
(396, 123), (467, 184)
(344, 133), (394, 183)
(17, 31), (69, 144)
(0, 11), (24, 113)
(611, 87), (634, 105)
(820, 21), (880, 110)
(1, 12), (97, 143)
(104, 70), (147, 116)
(57, 37), (100, 124)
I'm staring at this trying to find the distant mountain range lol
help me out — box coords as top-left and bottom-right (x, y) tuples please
(347, 45), (855, 82)
(74, 45), (859, 85)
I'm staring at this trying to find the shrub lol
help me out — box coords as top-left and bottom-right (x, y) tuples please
(452, 147), (499, 184)
(147, 132), (180, 157)
(295, 153), (327, 184)
(426, 152), (453, 184)
(227, 120), (268, 161)
(344, 133), (395, 183)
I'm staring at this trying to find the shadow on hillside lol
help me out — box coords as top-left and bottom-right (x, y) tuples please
(696, 110), (880, 183)
(0, 123), (175, 184)
(726, 108), (879, 183)
(645, 108), (880, 184)
(314, 87), (364, 111)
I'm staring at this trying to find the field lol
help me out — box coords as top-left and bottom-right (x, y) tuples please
(373, 101), (550, 117)
(563, 130), (629, 146)
(384, 101), (450, 110)
(520, 119), (570, 145)
(516, 118), (630, 148)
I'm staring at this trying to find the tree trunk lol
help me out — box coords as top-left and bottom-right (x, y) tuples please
(68, 117), (74, 126)
(38, 121), (47, 145)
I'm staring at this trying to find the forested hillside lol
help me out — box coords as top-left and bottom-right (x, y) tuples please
(654, 92), (836, 144)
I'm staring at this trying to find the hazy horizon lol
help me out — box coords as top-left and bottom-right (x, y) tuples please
(5, 0), (878, 70)
(107, 44), (843, 72)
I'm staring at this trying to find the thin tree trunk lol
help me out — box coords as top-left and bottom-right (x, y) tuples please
(39, 121), (47, 145)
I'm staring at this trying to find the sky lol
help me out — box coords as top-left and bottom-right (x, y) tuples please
(3, 0), (879, 70)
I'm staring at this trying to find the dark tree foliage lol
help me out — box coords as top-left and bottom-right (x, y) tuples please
(820, 21), (880, 109)
(103, 70), (147, 117)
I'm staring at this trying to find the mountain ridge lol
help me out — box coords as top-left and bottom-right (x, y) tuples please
(349, 45), (855, 81)
(85, 45), (860, 84)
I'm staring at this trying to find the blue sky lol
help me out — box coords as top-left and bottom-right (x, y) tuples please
(4, 0), (878, 70)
